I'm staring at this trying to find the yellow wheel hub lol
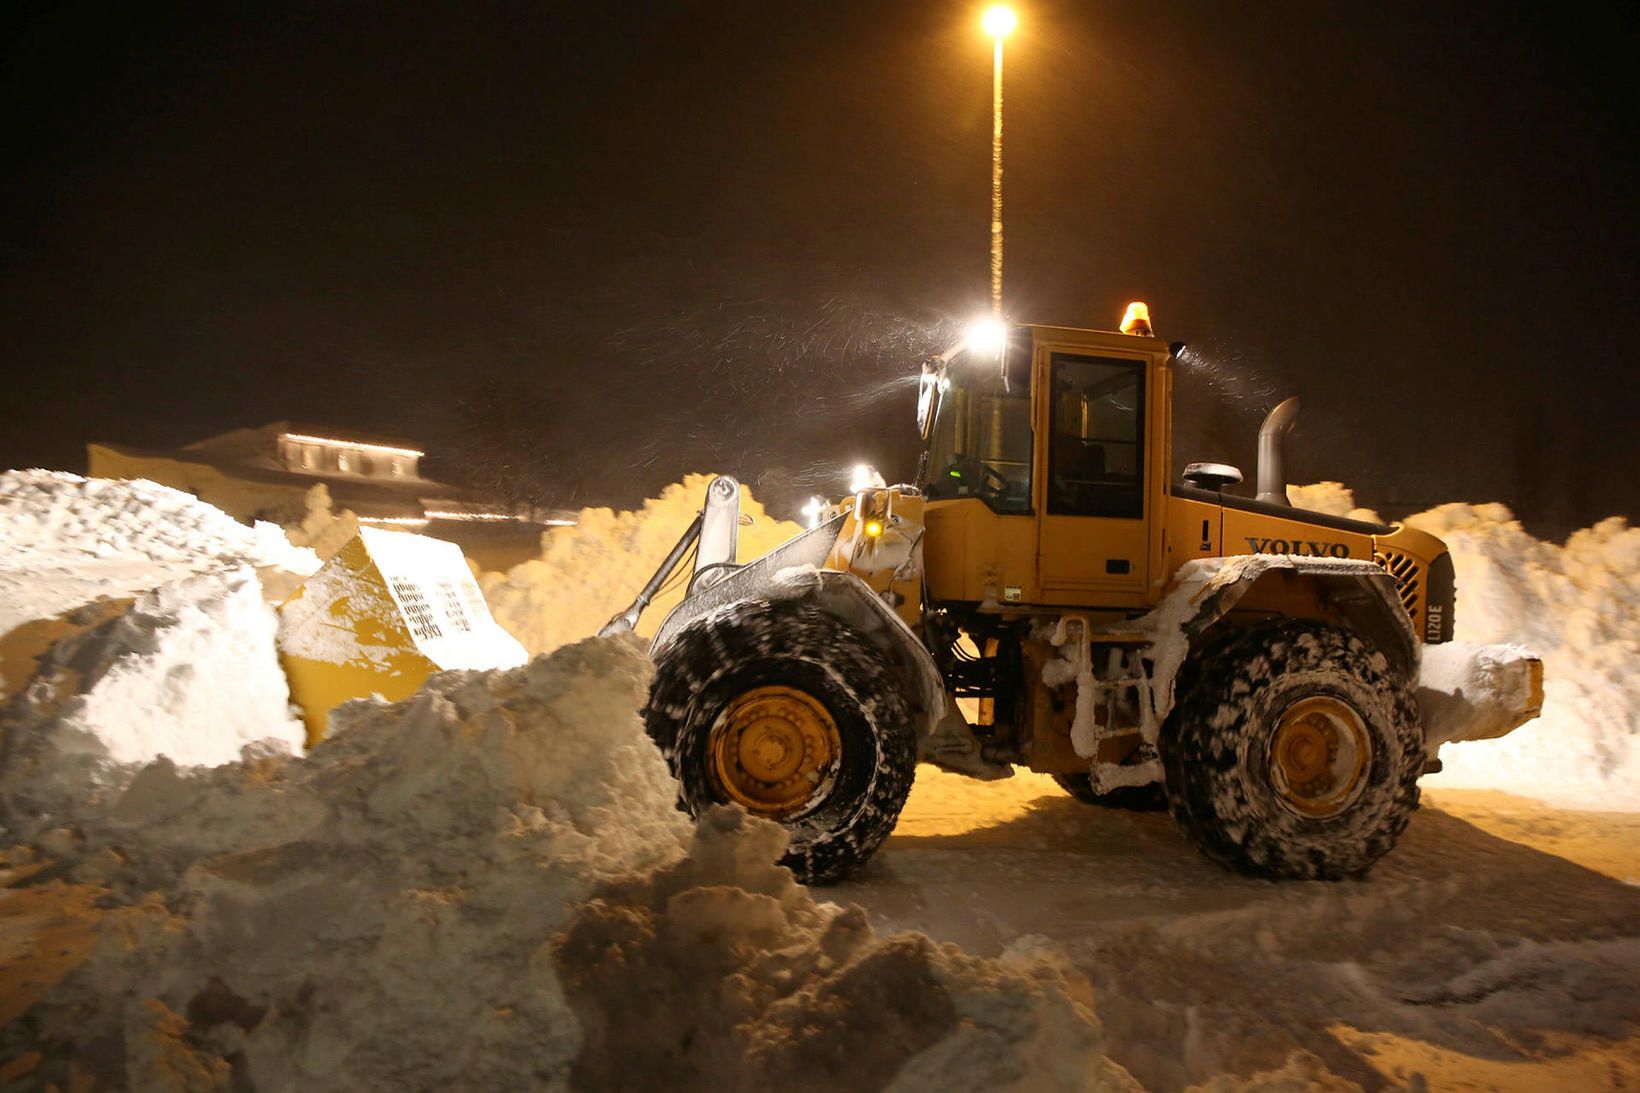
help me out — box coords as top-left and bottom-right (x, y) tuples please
(709, 685), (841, 818)
(1268, 696), (1370, 819)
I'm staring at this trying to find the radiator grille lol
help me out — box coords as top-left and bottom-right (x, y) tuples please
(1373, 549), (1422, 619)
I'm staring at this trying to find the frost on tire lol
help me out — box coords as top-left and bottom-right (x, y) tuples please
(1161, 621), (1423, 880)
(643, 598), (918, 885)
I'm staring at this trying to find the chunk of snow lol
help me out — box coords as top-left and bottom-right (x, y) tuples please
(1, 566), (305, 830)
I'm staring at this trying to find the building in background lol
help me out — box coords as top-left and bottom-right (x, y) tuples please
(89, 423), (571, 570)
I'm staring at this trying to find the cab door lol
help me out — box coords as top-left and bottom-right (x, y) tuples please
(1034, 347), (1152, 599)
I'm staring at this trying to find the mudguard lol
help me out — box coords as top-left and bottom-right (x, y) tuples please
(651, 532), (946, 739)
(1136, 554), (1543, 750)
(1136, 555), (1417, 736)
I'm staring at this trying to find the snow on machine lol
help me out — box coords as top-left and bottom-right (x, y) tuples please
(605, 305), (1544, 883)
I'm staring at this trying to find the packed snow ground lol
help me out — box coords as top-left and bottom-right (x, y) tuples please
(842, 769), (1640, 1091)
(2, 471), (1638, 1090)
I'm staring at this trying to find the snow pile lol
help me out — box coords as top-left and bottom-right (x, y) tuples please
(0, 566), (305, 834)
(1284, 481), (1384, 524)
(1409, 504), (1640, 809)
(0, 473), (314, 798)
(1285, 482), (1639, 810)
(4, 637), (1134, 1091)
(559, 806), (1129, 1091)
(481, 474), (802, 656)
(281, 482), (360, 561)
(0, 472), (319, 693)
(0, 470), (312, 573)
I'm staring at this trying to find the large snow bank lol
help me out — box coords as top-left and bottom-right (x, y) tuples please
(3, 637), (1135, 1091)
(1408, 504), (1640, 810)
(0, 472), (318, 693)
(1284, 481), (1384, 524)
(481, 473), (803, 655)
(0, 474), (311, 801)
(1292, 482), (1639, 810)
(0, 470), (311, 573)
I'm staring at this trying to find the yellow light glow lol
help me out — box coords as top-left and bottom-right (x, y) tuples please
(424, 510), (517, 522)
(982, 5), (1017, 38)
(863, 520), (885, 538)
(965, 316), (1009, 357)
(279, 432), (424, 459)
(1119, 301), (1153, 337)
(801, 495), (827, 529)
(849, 463), (886, 492)
(358, 516), (429, 527)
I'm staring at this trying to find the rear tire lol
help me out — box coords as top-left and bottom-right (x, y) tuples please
(643, 599), (918, 885)
(1051, 773), (1167, 811)
(1161, 621), (1423, 880)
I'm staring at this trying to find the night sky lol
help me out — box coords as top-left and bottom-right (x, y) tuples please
(4, 1), (1636, 536)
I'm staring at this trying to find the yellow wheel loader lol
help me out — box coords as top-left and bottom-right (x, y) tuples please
(605, 306), (1543, 884)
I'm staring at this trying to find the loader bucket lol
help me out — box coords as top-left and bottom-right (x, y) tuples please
(277, 527), (527, 746)
(1417, 640), (1545, 755)
(650, 512), (847, 654)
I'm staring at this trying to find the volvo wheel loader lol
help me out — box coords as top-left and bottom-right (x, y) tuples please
(604, 305), (1543, 884)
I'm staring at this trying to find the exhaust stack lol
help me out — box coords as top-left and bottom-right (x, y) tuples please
(1256, 397), (1301, 506)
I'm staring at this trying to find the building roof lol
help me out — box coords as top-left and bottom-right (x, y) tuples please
(89, 438), (474, 520)
(182, 421), (426, 459)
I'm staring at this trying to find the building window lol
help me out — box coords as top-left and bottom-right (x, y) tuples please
(336, 450), (352, 473)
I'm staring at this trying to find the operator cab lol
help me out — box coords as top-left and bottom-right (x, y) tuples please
(918, 321), (1154, 522)
(916, 311), (1175, 608)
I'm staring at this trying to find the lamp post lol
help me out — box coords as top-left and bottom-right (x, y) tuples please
(982, 5), (1017, 319)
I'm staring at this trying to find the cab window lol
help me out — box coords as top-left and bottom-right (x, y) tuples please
(921, 346), (1033, 513)
(1047, 353), (1145, 518)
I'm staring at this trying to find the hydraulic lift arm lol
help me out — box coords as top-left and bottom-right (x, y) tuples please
(598, 475), (741, 636)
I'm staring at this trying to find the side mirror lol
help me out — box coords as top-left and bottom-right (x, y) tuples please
(917, 359), (941, 439)
(1182, 461), (1244, 492)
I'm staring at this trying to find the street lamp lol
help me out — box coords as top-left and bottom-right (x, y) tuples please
(983, 4), (1017, 39)
(983, 6), (1017, 318)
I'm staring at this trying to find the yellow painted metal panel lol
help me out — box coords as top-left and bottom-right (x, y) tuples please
(276, 530), (525, 745)
(1220, 508), (1375, 561)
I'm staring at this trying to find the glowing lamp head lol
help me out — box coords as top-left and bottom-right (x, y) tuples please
(1120, 301), (1153, 338)
(965, 316), (1009, 359)
(849, 463), (887, 492)
(863, 519), (885, 539)
(982, 5), (1018, 38)
(800, 495), (826, 529)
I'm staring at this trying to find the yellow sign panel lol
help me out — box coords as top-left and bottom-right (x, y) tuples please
(277, 528), (526, 745)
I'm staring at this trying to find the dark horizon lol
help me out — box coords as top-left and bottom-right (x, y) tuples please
(4, 1), (1636, 538)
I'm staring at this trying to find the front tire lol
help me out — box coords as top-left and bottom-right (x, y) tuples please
(643, 599), (918, 884)
(1161, 621), (1423, 880)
